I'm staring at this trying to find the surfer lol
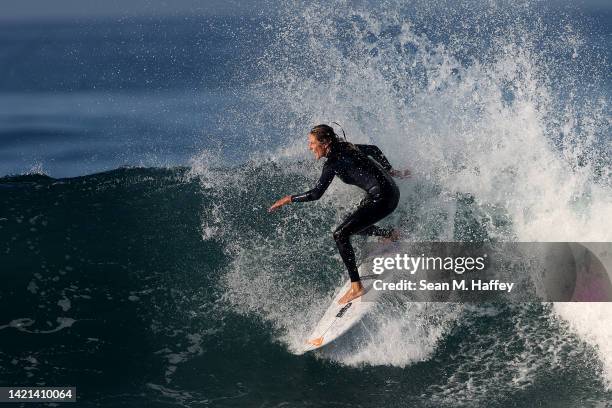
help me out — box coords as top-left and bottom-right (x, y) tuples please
(269, 124), (409, 304)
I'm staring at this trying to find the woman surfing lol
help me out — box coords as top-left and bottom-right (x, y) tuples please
(269, 124), (409, 304)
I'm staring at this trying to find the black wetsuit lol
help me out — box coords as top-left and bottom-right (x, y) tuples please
(291, 142), (400, 282)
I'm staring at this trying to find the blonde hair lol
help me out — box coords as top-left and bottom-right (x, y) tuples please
(309, 124), (339, 145)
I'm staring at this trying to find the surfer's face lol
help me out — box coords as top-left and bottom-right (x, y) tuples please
(308, 133), (330, 160)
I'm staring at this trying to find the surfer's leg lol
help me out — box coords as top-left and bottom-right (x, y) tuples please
(333, 203), (377, 279)
(333, 217), (367, 305)
(332, 220), (361, 304)
(333, 223), (360, 282)
(333, 199), (396, 280)
(334, 194), (400, 304)
(356, 224), (394, 237)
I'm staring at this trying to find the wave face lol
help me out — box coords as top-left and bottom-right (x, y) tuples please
(189, 0), (611, 405)
(1, 0), (611, 406)
(1, 164), (610, 406)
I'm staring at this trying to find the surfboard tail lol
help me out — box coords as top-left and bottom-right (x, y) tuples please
(307, 337), (324, 347)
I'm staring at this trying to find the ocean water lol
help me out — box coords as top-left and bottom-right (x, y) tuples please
(1, 1), (611, 406)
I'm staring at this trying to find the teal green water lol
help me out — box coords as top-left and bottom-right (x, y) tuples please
(0, 167), (609, 407)
(1, 2), (610, 404)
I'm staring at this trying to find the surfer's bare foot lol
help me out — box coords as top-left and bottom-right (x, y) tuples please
(379, 228), (401, 243)
(338, 282), (365, 304)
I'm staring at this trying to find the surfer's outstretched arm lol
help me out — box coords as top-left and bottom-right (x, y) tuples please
(268, 195), (292, 212)
(268, 163), (335, 212)
(290, 162), (334, 202)
(389, 168), (411, 179)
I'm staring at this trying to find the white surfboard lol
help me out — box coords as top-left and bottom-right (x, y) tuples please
(303, 272), (386, 353)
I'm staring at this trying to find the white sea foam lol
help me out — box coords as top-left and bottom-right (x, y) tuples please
(190, 0), (611, 394)
(554, 303), (612, 389)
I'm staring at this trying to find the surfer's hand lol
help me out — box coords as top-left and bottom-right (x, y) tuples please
(390, 168), (411, 179)
(268, 195), (292, 212)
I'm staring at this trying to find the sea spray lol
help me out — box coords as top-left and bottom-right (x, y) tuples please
(187, 0), (611, 401)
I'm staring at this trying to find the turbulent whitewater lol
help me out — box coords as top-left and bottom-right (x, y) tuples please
(1, 0), (611, 406)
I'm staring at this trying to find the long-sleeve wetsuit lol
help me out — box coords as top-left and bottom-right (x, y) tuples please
(291, 142), (400, 282)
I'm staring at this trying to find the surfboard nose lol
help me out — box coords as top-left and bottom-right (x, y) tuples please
(307, 337), (324, 347)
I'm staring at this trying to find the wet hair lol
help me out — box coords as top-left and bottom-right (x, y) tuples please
(310, 123), (356, 153)
(309, 124), (340, 145)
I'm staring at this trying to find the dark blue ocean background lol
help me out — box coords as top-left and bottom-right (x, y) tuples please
(1, 1), (611, 407)
(0, 14), (279, 177)
(1, 1), (609, 178)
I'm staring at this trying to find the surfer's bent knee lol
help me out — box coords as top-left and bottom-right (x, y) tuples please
(333, 227), (347, 243)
